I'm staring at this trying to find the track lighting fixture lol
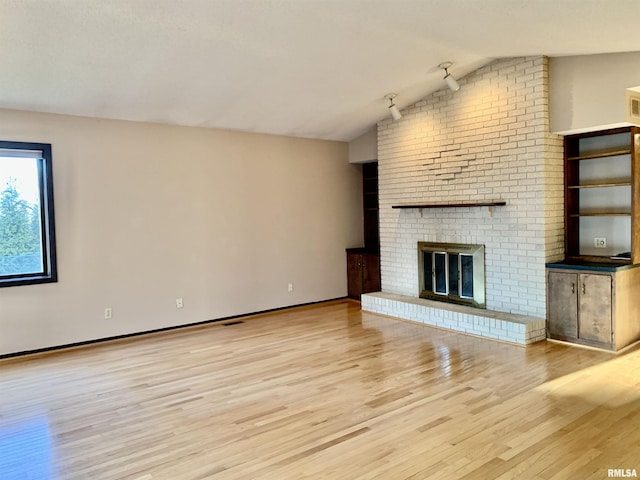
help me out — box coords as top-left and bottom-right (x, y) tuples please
(438, 62), (460, 92)
(385, 93), (402, 120)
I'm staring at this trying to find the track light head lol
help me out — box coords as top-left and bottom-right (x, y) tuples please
(385, 93), (402, 120)
(438, 61), (460, 92)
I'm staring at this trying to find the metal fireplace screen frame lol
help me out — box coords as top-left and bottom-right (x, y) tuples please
(417, 242), (485, 309)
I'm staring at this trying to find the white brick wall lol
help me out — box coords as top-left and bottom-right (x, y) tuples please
(377, 57), (564, 317)
(362, 292), (546, 345)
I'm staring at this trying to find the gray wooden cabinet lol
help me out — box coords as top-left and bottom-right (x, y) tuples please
(547, 272), (579, 340)
(546, 265), (640, 351)
(578, 273), (612, 345)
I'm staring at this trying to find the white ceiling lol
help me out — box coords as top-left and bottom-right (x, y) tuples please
(1, 0), (639, 142)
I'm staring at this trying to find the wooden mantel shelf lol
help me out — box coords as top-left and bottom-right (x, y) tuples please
(392, 201), (506, 209)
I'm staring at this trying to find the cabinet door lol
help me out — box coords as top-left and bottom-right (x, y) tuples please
(362, 253), (381, 294)
(347, 253), (363, 299)
(547, 272), (578, 340)
(578, 274), (613, 345)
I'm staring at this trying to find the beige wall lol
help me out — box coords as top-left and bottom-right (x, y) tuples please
(348, 128), (377, 164)
(549, 51), (640, 133)
(0, 109), (363, 356)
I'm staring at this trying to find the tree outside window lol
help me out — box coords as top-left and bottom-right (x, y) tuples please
(0, 142), (57, 287)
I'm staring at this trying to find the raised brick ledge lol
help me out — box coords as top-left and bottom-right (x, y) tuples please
(361, 292), (546, 346)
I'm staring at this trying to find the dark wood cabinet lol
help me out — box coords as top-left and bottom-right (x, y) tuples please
(347, 249), (381, 299)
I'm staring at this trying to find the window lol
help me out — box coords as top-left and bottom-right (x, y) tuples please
(0, 141), (57, 287)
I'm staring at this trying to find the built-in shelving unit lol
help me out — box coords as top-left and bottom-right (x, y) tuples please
(564, 126), (639, 263)
(362, 162), (379, 251)
(346, 162), (381, 300)
(546, 126), (640, 351)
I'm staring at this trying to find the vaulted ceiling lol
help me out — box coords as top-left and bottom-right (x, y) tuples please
(1, 0), (639, 141)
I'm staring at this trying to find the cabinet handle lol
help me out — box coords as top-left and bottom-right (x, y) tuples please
(571, 283), (575, 294)
(582, 284), (586, 295)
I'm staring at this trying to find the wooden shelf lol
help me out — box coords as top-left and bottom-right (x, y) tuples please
(567, 149), (631, 161)
(392, 201), (506, 209)
(567, 181), (631, 189)
(570, 212), (631, 217)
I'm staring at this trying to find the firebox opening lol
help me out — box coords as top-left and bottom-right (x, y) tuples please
(418, 242), (485, 309)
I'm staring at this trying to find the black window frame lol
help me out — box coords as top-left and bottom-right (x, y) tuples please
(0, 141), (58, 287)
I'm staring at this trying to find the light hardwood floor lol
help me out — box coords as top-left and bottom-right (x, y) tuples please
(1, 299), (639, 479)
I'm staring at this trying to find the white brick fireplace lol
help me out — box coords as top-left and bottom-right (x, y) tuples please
(362, 56), (565, 345)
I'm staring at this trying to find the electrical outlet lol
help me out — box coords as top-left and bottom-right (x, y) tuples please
(176, 298), (184, 309)
(594, 237), (607, 248)
(287, 283), (294, 292)
(104, 307), (112, 319)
